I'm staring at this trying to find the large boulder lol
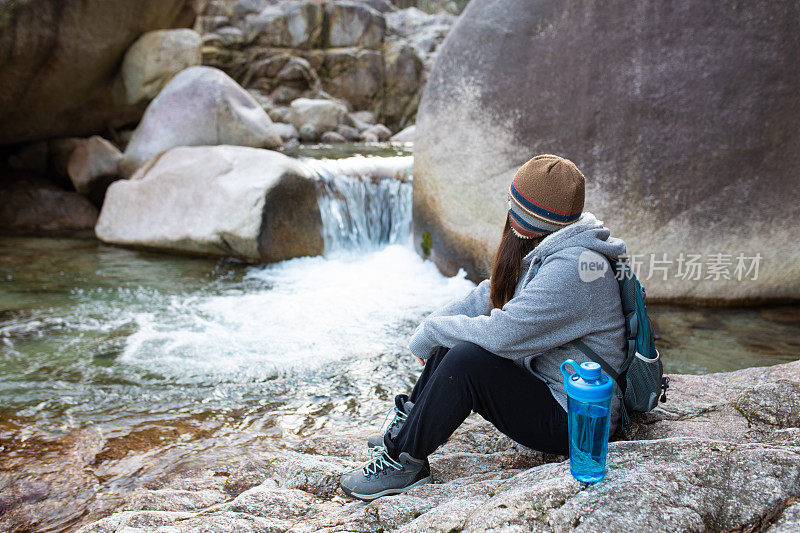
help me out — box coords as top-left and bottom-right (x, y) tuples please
(413, 0), (800, 303)
(0, 0), (201, 145)
(0, 170), (98, 235)
(120, 29), (202, 105)
(96, 145), (323, 263)
(119, 66), (282, 177)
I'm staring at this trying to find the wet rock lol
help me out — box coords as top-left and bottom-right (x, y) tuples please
(326, 2), (387, 49)
(288, 98), (349, 133)
(97, 145), (323, 263)
(321, 131), (347, 144)
(67, 136), (122, 205)
(273, 122), (300, 142)
(390, 124), (416, 142)
(413, 0), (800, 302)
(120, 29), (202, 106)
(119, 66), (282, 177)
(0, 170), (98, 235)
(0, 0), (200, 144)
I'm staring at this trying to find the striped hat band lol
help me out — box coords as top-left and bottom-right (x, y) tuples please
(507, 182), (581, 239)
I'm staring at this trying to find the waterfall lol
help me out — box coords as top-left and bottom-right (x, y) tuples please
(301, 156), (414, 254)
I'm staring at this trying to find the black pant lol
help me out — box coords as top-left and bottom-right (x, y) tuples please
(388, 342), (569, 459)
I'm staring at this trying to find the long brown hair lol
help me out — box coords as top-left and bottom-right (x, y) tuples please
(487, 214), (542, 310)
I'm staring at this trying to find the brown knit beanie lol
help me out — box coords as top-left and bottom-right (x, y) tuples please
(507, 154), (585, 239)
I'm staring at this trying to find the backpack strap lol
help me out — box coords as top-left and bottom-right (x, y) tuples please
(571, 338), (631, 432)
(571, 339), (620, 382)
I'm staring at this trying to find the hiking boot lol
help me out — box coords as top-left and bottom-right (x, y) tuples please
(340, 441), (430, 502)
(367, 394), (414, 448)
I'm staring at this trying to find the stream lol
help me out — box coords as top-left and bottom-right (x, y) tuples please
(1, 146), (799, 531)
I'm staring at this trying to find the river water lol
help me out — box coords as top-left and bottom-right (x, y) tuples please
(1, 146), (799, 531)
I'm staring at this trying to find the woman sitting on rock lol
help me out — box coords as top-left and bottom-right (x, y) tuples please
(340, 154), (628, 501)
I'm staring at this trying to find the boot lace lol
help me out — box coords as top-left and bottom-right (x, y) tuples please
(381, 405), (408, 434)
(362, 446), (402, 477)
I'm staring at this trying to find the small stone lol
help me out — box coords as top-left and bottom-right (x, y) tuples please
(298, 124), (319, 142)
(320, 131), (347, 144)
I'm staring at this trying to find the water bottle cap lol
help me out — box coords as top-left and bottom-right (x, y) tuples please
(560, 359), (614, 403)
(578, 361), (601, 381)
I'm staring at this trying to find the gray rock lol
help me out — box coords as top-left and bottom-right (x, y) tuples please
(771, 501), (800, 532)
(351, 110), (377, 126)
(119, 66), (282, 177)
(316, 48), (384, 111)
(413, 0), (800, 302)
(298, 124), (319, 143)
(96, 145), (323, 263)
(273, 122), (300, 142)
(385, 7), (456, 67)
(288, 97), (349, 133)
(0, 170), (98, 235)
(321, 131), (347, 144)
(361, 123), (392, 142)
(121, 488), (228, 512)
(0, 0), (201, 144)
(66, 136), (122, 205)
(244, 1), (325, 49)
(326, 2), (387, 49)
(120, 29), (202, 106)
(335, 124), (362, 142)
(74, 360), (800, 532)
(268, 105), (291, 123)
(390, 124), (416, 143)
(381, 40), (423, 128)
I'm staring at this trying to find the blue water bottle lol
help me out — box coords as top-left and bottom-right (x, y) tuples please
(560, 359), (613, 483)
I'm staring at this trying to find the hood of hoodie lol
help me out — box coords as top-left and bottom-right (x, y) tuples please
(524, 211), (626, 265)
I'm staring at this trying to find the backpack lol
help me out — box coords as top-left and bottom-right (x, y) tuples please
(571, 260), (670, 428)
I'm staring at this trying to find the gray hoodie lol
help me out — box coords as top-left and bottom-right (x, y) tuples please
(408, 211), (628, 434)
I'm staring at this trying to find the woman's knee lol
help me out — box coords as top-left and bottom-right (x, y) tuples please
(440, 341), (493, 374)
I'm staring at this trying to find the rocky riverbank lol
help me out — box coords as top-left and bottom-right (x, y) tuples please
(65, 361), (800, 532)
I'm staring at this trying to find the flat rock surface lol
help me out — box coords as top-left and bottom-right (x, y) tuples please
(76, 360), (800, 532)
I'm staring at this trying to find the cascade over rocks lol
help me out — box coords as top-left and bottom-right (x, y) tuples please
(412, 0), (800, 303)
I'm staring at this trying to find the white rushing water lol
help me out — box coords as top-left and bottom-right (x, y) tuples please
(117, 155), (474, 379)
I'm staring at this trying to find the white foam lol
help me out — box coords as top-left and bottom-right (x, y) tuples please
(120, 245), (475, 378)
